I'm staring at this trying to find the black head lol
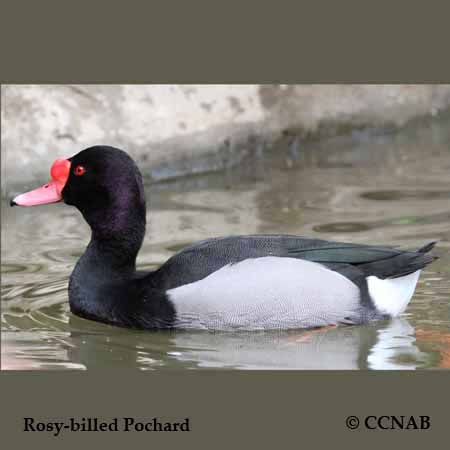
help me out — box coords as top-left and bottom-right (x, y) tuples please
(11, 145), (147, 246)
(62, 146), (146, 238)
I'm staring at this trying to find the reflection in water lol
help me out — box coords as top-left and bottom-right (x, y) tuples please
(314, 222), (372, 233)
(361, 190), (450, 201)
(367, 319), (425, 370)
(314, 211), (450, 235)
(170, 318), (427, 370)
(2, 115), (450, 370)
(0, 312), (430, 370)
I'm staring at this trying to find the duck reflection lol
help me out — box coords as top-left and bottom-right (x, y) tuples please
(168, 318), (426, 370)
(63, 317), (428, 370)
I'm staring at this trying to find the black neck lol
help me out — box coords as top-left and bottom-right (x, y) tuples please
(85, 230), (144, 275)
(78, 195), (146, 276)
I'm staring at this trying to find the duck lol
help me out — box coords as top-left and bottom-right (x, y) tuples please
(10, 145), (438, 331)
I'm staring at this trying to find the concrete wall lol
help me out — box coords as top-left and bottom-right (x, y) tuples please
(3, 84), (450, 194)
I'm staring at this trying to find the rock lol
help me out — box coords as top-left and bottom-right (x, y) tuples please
(3, 84), (450, 194)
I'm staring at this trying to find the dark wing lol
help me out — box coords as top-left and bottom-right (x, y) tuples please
(150, 234), (437, 290)
(285, 239), (437, 278)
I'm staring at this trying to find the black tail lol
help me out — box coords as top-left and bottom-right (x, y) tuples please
(358, 242), (438, 279)
(417, 241), (438, 254)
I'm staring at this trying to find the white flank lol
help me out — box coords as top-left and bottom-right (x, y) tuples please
(367, 270), (421, 317)
(167, 256), (361, 330)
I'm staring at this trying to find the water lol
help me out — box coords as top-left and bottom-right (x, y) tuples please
(2, 117), (450, 370)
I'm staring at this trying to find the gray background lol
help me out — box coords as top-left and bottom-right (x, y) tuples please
(3, 84), (450, 193)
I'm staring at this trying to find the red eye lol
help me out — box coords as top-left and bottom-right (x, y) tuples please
(74, 165), (86, 176)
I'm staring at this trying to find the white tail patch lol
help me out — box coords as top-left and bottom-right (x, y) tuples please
(367, 270), (421, 317)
